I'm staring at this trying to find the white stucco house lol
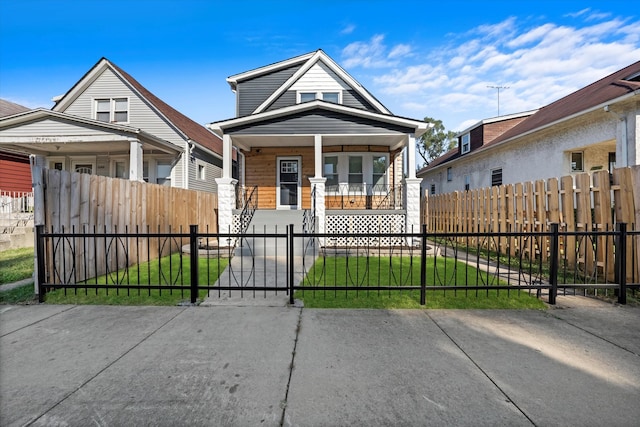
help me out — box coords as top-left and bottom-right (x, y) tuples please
(418, 60), (640, 194)
(0, 58), (227, 193)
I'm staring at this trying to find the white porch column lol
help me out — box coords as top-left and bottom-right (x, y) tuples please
(311, 135), (326, 237)
(216, 134), (237, 237)
(215, 177), (238, 235)
(314, 134), (323, 178)
(404, 177), (422, 235)
(308, 177), (326, 235)
(222, 134), (232, 178)
(407, 133), (417, 179)
(129, 138), (143, 181)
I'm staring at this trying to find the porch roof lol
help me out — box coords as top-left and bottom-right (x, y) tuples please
(208, 100), (429, 138)
(0, 109), (181, 157)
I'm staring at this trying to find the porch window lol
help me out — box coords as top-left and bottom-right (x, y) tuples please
(157, 161), (172, 186)
(372, 155), (387, 189)
(571, 152), (583, 172)
(95, 98), (129, 123)
(143, 161), (149, 182)
(114, 161), (127, 179)
(348, 156), (363, 192)
(324, 156), (339, 191)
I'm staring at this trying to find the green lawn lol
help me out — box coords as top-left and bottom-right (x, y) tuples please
(295, 256), (547, 309)
(0, 247), (34, 285)
(44, 254), (228, 306)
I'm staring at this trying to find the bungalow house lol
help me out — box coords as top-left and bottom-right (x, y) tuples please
(207, 50), (430, 237)
(418, 60), (640, 193)
(0, 58), (225, 193)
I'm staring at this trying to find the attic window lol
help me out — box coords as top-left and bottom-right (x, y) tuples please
(95, 98), (128, 123)
(297, 91), (342, 104)
(461, 133), (470, 154)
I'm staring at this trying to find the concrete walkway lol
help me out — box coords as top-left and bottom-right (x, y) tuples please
(202, 210), (315, 306)
(1, 297), (639, 426)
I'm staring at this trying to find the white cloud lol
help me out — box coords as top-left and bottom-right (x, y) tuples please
(355, 13), (640, 130)
(342, 35), (414, 68)
(340, 24), (356, 35)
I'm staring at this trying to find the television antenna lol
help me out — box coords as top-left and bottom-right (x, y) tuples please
(487, 85), (509, 116)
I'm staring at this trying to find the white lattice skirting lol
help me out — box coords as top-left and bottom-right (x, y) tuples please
(325, 213), (406, 247)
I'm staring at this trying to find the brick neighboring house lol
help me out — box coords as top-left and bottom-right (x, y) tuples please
(0, 99), (32, 195)
(418, 60), (640, 194)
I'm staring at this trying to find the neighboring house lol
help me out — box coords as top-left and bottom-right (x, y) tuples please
(207, 50), (429, 236)
(0, 99), (31, 194)
(0, 58), (225, 193)
(418, 60), (640, 194)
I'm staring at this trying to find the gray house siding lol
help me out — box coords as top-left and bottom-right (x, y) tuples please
(226, 110), (414, 135)
(188, 148), (222, 193)
(342, 90), (377, 112)
(267, 91), (297, 111)
(236, 65), (302, 117)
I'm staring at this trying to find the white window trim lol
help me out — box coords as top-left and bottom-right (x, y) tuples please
(461, 133), (471, 154)
(296, 90), (342, 104)
(322, 152), (389, 195)
(93, 97), (130, 124)
(110, 157), (129, 179)
(570, 151), (584, 172)
(196, 161), (206, 181)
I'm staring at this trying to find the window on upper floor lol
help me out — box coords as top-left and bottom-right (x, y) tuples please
(322, 92), (340, 103)
(299, 92), (316, 103)
(95, 98), (129, 123)
(297, 91), (342, 104)
(461, 133), (470, 154)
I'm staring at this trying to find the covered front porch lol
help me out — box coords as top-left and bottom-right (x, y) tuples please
(208, 101), (430, 235)
(0, 109), (181, 183)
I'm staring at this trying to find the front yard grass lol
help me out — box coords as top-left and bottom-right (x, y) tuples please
(295, 256), (547, 309)
(0, 247), (34, 285)
(44, 254), (228, 306)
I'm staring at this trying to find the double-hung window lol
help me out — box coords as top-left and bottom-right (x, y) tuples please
(372, 155), (387, 191)
(348, 156), (363, 192)
(323, 156), (339, 191)
(95, 98), (128, 123)
(461, 133), (470, 154)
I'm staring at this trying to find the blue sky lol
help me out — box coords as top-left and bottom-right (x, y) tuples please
(1, 0), (638, 133)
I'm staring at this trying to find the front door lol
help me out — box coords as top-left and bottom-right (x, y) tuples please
(277, 157), (301, 209)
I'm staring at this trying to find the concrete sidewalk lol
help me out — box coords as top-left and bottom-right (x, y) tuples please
(1, 297), (639, 426)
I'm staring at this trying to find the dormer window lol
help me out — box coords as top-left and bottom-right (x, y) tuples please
(297, 91), (342, 104)
(95, 98), (128, 123)
(322, 92), (340, 103)
(461, 133), (470, 154)
(299, 92), (316, 103)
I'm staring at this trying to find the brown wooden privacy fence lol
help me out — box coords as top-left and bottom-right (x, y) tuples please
(32, 167), (218, 284)
(421, 167), (640, 282)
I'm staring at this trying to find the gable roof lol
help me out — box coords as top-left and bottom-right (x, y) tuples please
(0, 99), (30, 118)
(490, 60), (640, 146)
(52, 58), (222, 156)
(227, 49), (391, 115)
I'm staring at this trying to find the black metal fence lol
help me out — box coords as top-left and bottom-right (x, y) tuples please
(35, 223), (639, 305)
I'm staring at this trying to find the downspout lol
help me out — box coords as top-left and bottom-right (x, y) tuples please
(604, 105), (628, 167)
